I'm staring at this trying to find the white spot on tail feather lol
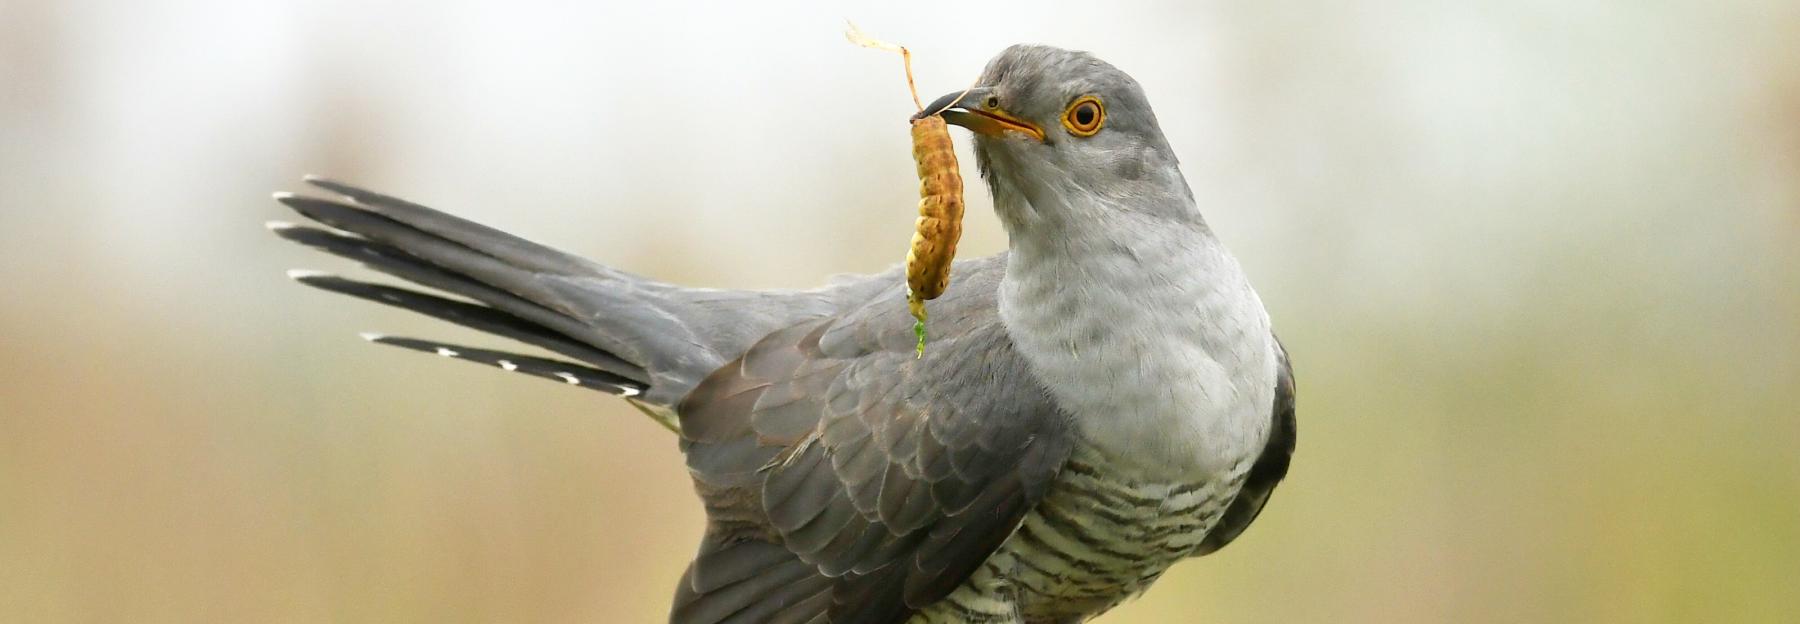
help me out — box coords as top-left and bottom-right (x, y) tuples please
(619, 386), (642, 398)
(286, 268), (332, 280)
(554, 372), (581, 385)
(435, 347), (459, 358)
(265, 220), (299, 231)
(497, 360), (519, 371)
(358, 332), (385, 342)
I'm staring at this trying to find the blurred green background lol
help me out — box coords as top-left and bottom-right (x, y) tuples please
(2, 1), (1796, 622)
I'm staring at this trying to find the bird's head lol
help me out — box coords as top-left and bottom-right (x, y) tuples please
(917, 44), (1197, 235)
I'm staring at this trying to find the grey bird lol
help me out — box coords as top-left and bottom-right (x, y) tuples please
(271, 44), (1295, 623)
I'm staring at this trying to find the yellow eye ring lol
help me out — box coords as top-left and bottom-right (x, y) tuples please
(1061, 95), (1105, 137)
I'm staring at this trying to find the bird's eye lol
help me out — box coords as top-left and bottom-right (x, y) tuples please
(983, 95), (1001, 109)
(1062, 96), (1105, 137)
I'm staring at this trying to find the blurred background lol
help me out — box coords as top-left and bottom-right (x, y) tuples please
(2, 1), (1796, 622)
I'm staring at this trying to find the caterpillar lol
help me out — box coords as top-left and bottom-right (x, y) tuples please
(846, 22), (968, 357)
(905, 115), (963, 356)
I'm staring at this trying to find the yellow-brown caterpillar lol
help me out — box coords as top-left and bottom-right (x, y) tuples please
(905, 115), (963, 356)
(845, 22), (968, 357)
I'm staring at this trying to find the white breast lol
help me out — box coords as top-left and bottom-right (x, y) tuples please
(1000, 230), (1276, 479)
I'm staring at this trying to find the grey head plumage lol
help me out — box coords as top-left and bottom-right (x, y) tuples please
(920, 44), (1201, 235)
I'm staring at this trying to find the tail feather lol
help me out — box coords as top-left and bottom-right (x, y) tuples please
(271, 188), (705, 393)
(358, 333), (648, 399)
(304, 175), (609, 277)
(286, 268), (646, 383)
(274, 193), (594, 323)
(271, 176), (817, 408)
(360, 334), (679, 432)
(268, 221), (610, 360)
(270, 187), (671, 404)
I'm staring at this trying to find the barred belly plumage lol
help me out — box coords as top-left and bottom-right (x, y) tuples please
(909, 447), (1252, 624)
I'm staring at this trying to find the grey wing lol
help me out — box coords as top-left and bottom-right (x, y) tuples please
(669, 267), (1074, 624)
(1195, 335), (1296, 556)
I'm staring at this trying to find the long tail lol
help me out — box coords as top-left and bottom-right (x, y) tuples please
(271, 176), (688, 418)
(271, 175), (845, 421)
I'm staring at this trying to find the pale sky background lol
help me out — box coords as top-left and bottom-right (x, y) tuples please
(3, 1), (1797, 622)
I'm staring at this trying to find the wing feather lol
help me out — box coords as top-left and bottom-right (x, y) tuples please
(670, 265), (1071, 624)
(1194, 335), (1297, 556)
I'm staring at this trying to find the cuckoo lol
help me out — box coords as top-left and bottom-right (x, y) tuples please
(271, 44), (1296, 624)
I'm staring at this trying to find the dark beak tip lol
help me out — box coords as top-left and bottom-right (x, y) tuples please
(919, 88), (983, 119)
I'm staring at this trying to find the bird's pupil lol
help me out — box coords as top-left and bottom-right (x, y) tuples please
(985, 96), (1000, 109)
(1076, 106), (1094, 125)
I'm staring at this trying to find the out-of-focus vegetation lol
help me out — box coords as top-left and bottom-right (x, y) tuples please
(2, 2), (1795, 622)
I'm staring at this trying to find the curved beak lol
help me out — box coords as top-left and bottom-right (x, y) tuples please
(914, 87), (1045, 142)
